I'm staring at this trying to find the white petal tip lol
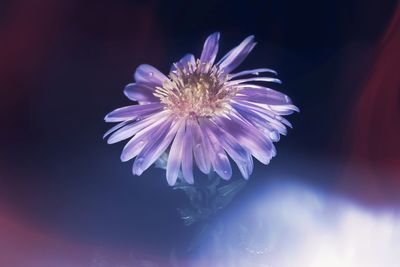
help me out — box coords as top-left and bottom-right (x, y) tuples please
(184, 175), (194, 184)
(218, 171), (232, 181)
(104, 115), (120, 122)
(260, 157), (271, 165)
(107, 139), (117, 145)
(167, 177), (177, 186)
(246, 35), (255, 41)
(120, 155), (129, 162)
(132, 169), (143, 176)
(123, 90), (130, 99)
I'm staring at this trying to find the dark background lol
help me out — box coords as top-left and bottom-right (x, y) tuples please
(0, 0), (399, 265)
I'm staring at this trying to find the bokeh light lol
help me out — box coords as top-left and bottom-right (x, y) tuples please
(194, 180), (400, 267)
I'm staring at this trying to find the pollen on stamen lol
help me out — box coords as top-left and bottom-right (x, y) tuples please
(154, 60), (236, 118)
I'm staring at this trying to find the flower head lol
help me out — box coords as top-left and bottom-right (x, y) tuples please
(104, 33), (298, 185)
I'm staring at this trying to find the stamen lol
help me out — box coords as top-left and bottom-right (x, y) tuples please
(155, 60), (236, 118)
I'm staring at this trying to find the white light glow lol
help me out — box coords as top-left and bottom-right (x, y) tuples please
(194, 183), (400, 267)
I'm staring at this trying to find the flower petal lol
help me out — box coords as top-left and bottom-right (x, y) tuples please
(106, 110), (170, 144)
(124, 83), (159, 103)
(237, 85), (290, 98)
(166, 119), (186, 185)
(191, 120), (211, 174)
(205, 119), (253, 179)
(231, 103), (282, 141)
(103, 120), (132, 139)
(104, 103), (163, 122)
(218, 35), (256, 74)
(234, 89), (292, 106)
(200, 119), (232, 180)
(243, 101), (296, 127)
(134, 64), (168, 86)
(268, 104), (300, 115)
(229, 68), (277, 79)
(226, 77), (282, 85)
(181, 120), (194, 184)
(200, 32), (220, 67)
(120, 115), (173, 162)
(232, 100), (288, 135)
(170, 53), (196, 73)
(214, 112), (275, 165)
(132, 119), (182, 177)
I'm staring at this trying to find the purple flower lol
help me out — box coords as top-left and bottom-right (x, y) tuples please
(104, 33), (299, 186)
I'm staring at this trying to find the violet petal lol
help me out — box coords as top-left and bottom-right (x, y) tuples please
(226, 77), (282, 85)
(200, 119), (232, 180)
(200, 32), (220, 68)
(124, 83), (160, 103)
(104, 103), (163, 122)
(120, 116), (173, 162)
(103, 120), (132, 139)
(166, 119), (186, 185)
(107, 110), (170, 144)
(214, 112), (275, 165)
(205, 119), (253, 179)
(229, 68), (277, 79)
(170, 53), (196, 73)
(191, 120), (211, 174)
(134, 64), (168, 86)
(232, 100), (288, 135)
(132, 119), (181, 176)
(181, 120), (194, 184)
(218, 35), (256, 74)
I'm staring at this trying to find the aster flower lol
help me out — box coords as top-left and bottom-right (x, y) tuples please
(104, 32), (298, 186)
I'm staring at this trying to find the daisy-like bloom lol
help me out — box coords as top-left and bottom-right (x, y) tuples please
(104, 33), (298, 186)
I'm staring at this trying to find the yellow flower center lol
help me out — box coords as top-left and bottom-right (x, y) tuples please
(154, 60), (236, 118)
